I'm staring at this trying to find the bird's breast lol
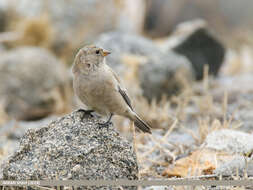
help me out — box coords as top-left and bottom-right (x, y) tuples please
(74, 75), (108, 113)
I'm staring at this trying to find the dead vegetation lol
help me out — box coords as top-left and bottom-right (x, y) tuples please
(15, 15), (53, 48)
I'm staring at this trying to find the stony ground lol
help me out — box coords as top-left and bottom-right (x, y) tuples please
(0, 1), (253, 189)
(1, 47), (253, 190)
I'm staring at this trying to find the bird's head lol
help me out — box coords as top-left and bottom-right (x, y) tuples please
(72, 45), (111, 75)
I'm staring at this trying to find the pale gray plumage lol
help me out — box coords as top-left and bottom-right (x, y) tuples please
(72, 45), (151, 134)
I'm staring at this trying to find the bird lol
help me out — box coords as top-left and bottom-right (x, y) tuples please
(72, 45), (152, 134)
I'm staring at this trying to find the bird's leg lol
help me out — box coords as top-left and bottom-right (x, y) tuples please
(77, 109), (94, 120)
(98, 113), (113, 128)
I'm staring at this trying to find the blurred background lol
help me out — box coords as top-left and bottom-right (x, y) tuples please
(1, 0), (253, 180)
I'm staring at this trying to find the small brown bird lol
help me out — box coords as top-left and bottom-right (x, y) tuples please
(72, 45), (151, 134)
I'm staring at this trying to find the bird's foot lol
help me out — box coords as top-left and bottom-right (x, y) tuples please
(98, 121), (111, 129)
(98, 113), (113, 129)
(77, 109), (94, 121)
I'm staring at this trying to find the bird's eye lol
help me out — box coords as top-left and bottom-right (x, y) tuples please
(95, 50), (100, 54)
(87, 63), (91, 68)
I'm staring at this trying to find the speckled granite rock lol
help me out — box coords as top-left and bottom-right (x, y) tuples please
(0, 47), (71, 120)
(2, 110), (138, 189)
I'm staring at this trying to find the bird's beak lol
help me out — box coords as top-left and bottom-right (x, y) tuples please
(102, 50), (111, 57)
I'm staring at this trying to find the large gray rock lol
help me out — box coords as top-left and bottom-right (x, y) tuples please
(0, 135), (19, 180)
(0, 47), (71, 120)
(205, 129), (253, 154)
(214, 155), (253, 177)
(96, 32), (194, 101)
(205, 129), (253, 177)
(0, 117), (56, 181)
(165, 20), (225, 80)
(2, 110), (138, 189)
(139, 52), (193, 101)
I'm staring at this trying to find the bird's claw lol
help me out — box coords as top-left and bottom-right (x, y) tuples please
(98, 121), (111, 129)
(97, 113), (113, 129)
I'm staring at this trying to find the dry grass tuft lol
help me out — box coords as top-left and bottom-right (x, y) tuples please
(114, 53), (250, 182)
(14, 14), (53, 48)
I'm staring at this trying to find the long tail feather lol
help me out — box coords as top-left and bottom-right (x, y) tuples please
(133, 114), (152, 134)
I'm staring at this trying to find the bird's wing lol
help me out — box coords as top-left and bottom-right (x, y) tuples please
(108, 66), (133, 111)
(118, 85), (133, 110)
(109, 67), (121, 84)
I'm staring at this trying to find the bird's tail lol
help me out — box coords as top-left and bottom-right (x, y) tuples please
(133, 114), (152, 134)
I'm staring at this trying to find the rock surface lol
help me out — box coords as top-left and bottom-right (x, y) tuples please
(2, 110), (138, 189)
(0, 135), (19, 179)
(163, 129), (253, 178)
(165, 20), (225, 80)
(205, 129), (253, 154)
(0, 117), (56, 180)
(139, 52), (193, 101)
(96, 32), (194, 101)
(207, 129), (253, 177)
(0, 47), (71, 120)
